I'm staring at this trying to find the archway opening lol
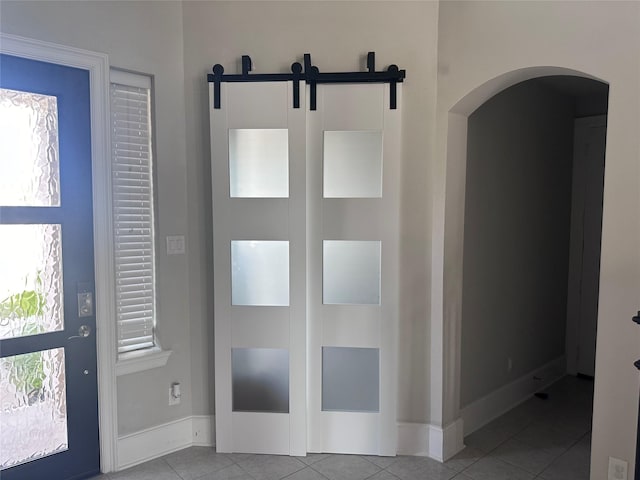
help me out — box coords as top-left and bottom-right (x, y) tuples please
(454, 75), (608, 475)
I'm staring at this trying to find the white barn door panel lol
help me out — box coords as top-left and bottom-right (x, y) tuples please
(210, 81), (306, 455)
(307, 83), (401, 456)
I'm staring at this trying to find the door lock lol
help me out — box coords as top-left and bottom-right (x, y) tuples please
(77, 291), (93, 317)
(68, 325), (91, 340)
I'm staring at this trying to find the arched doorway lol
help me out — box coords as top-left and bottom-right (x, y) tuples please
(435, 67), (609, 463)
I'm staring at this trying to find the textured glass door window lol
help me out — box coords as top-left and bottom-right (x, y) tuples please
(0, 88), (60, 206)
(231, 241), (289, 306)
(232, 348), (289, 413)
(322, 347), (379, 412)
(0, 347), (68, 469)
(229, 129), (289, 198)
(0, 224), (64, 339)
(323, 131), (383, 198)
(323, 241), (381, 305)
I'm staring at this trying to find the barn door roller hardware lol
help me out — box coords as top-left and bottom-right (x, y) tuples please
(207, 52), (406, 110)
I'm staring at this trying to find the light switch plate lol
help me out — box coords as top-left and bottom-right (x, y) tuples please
(608, 457), (628, 480)
(166, 235), (185, 255)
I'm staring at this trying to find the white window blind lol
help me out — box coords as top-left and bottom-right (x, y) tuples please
(110, 71), (156, 354)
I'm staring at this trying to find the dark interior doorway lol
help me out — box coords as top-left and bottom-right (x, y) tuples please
(459, 75), (609, 432)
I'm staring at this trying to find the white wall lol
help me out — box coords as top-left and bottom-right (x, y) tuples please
(181, 0), (440, 424)
(0, 1), (193, 435)
(436, 1), (640, 476)
(461, 80), (574, 407)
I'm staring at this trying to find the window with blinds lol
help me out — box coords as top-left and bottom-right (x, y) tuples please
(110, 70), (156, 355)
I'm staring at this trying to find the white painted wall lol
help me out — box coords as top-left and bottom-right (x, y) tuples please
(181, 0), (440, 424)
(436, 1), (640, 476)
(461, 80), (575, 407)
(0, 1), (193, 435)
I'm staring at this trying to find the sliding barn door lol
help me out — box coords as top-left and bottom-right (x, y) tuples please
(307, 83), (401, 456)
(210, 78), (401, 457)
(210, 81), (306, 455)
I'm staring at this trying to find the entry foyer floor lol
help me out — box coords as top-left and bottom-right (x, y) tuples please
(95, 376), (593, 480)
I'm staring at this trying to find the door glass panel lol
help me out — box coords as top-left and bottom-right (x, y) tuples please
(323, 130), (383, 198)
(231, 240), (289, 306)
(232, 348), (289, 413)
(0, 88), (60, 207)
(0, 224), (64, 339)
(323, 240), (381, 305)
(0, 347), (68, 469)
(322, 346), (379, 412)
(229, 129), (289, 198)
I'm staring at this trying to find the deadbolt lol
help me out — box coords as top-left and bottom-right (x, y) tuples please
(77, 291), (93, 317)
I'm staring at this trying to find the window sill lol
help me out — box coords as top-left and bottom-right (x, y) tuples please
(116, 347), (172, 376)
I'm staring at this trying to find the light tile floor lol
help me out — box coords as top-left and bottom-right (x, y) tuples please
(96, 376), (593, 480)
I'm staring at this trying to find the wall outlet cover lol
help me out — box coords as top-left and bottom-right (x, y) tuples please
(166, 235), (185, 255)
(169, 385), (181, 406)
(608, 457), (628, 480)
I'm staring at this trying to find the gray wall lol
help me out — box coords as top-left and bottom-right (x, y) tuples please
(0, 0), (193, 435)
(461, 81), (575, 407)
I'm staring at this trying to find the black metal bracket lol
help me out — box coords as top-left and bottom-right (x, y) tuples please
(208, 55), (303, 109)
(208, 52), (406, 110)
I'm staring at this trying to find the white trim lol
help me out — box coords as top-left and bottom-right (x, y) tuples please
(397, 422), (430, 457)
(396, 419), (464, 462)
(192, 415), (215, 447)
(460, 356), (566, 435)
(429, 419), (465, 462)
(117, 415), (215, 471)
(0, 33), (117, 473)
(116, 347), (172, 376)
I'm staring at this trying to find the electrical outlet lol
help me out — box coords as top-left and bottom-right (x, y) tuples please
(608, 457), (628, 480)
(169, 382), (181, 406)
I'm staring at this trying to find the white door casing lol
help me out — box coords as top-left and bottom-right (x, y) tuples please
(566, 115), (607, 378)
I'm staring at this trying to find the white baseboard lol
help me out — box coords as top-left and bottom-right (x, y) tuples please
(117, 415), (215, 471)
(192, 415), (215, 446)
(437, 418), (465, 461)
(461, 356), (566, 436)
(397, 422), (430, 456)
(396, 418), (464, 462)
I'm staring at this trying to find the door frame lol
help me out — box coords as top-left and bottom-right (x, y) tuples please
(565, 114), (607, 377)
(0, 33), (117, 473)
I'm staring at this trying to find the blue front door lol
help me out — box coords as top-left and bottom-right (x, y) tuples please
(0, 54), (100, 479)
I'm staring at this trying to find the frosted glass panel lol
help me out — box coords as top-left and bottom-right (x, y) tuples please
(0, 347), (68, 469)
(322, 347), (379, 412)
(323, 130), (383, 198)
(0, 88), (60, 206)
(229, 129), (289, 198)
(231, 241), (289, 306)
(323, 241), (381, 305)
(232, 348), (289, 413)
(0, 224), (64, 339)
